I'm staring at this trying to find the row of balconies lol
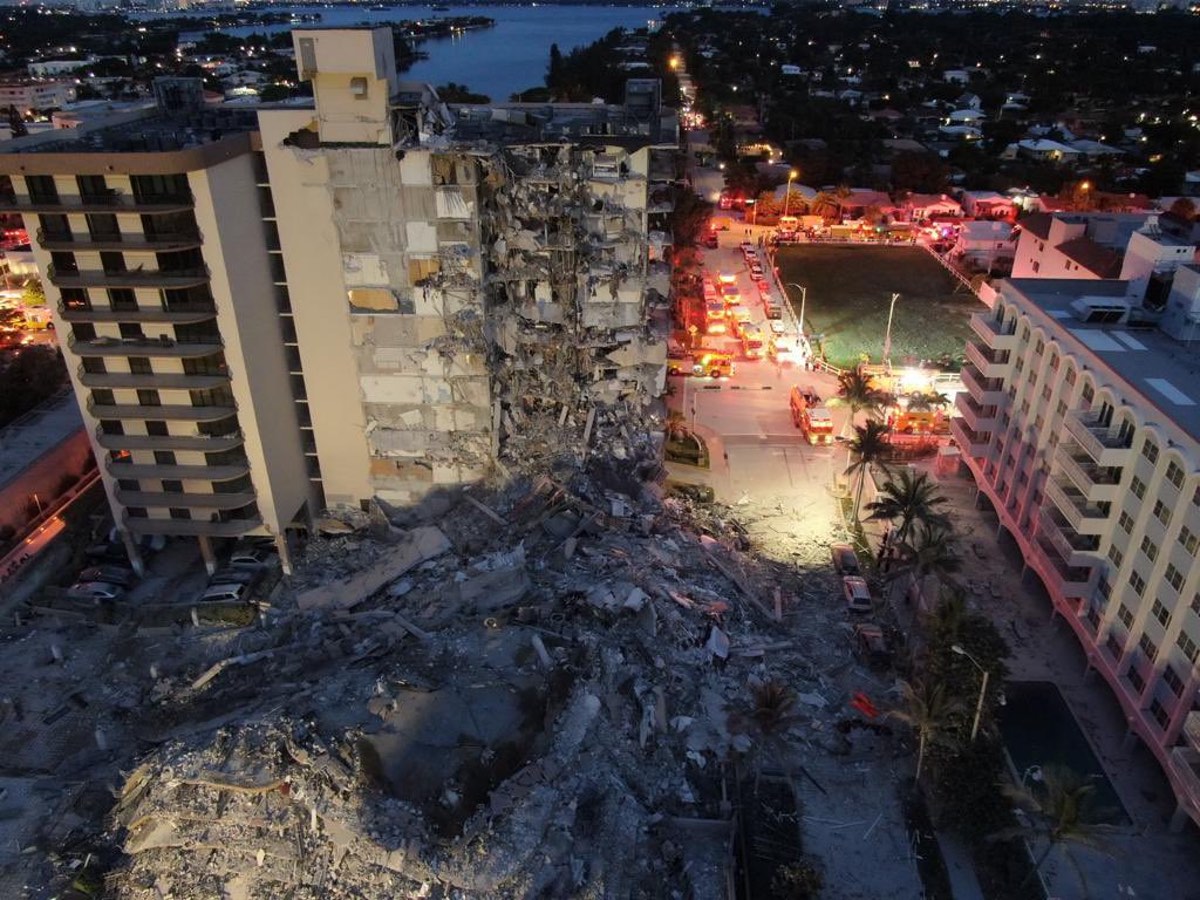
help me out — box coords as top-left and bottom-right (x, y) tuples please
(60, 301), (216, 325)
(969, 310), (1018, 351)
(37, 227), (203, 253)
(121, 510), (261, 537)
(67, 334), (223, 359)
(48, 264), (210, 290)
(0, 191), (194, 215)
(86, 398), (236, 422)
(94, 426), (244, 454)
(77, 365), (228, 391)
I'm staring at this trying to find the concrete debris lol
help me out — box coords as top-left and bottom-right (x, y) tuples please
(0, 461), (899, 898)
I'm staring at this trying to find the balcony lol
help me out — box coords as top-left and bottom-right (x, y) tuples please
(1033, 536), (1098, 598)
(48, 265), (210, 290)
(960, 363), (1007, 406)
(950, 415), (992, 460)
(60, 301), (217, 325)
(1038, 507), (1102, 568)
(106, 459), (249, 481)
(115, 489), (256, 510)
(955, 392), (999, 432)
(1055, 444), (1123, 503)
(37, 228), (202, 252)
(122, 511), (262, 538)
(969, 311), (1018, 350)
(964, 340), (1013, 379)
(0, 191), (194, 214)
(68, 335), (223, 358)
(1184, 711), (1200, 750)
(1169, 747), (1200, 818)
(1064, 411), (1134, 468)
(1043, 477), (1111, 535)
(77, 369), (229, 390)
(86, 400), (236, 422)
(95, 428), (244, 453)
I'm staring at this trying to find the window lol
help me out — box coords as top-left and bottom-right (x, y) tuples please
(136, 389), (160, 407)
(1118, 511), (1135, 534)
(1164, 665), (1185, 697)
(1193, 593), (1200, 616)
(1015, 357), (1025, 373)
(145, 421), (168, 436)
(1180, 526), (1200, 555)
(1142, 439), (1159, 464)
(1035, 338), (1045, 355)
(1098, 574), (1113, 600)
(1179, 632), (1200, 664)
(1129, 571), (1147, 596)
(1081, 383), (1095, 405)
(1119, 604), (1135, 628)
(162, 479), (183, 493)
(1167, 461), (1185, 489)
(128, 357), (152, 375)
(1128, 665), (1145, 694)
(1106, 631), (1125, 660)
(1166, 563), (1185, 593)
(1042, 384), (1053, 401)
(1131, 476), (1147, 500)
(1056, 400), (1068, 418)
(1108, 545), (1124, 567)
(153, 450), (176, 465)
(1065, 366), (1077, 386)
(1153, 500), (1171, 526)
(1153, 599), (1171, 627)
(1048, 352), (1059, 371)
(1141, 535), (1158, 562)
(1150, 697), (1169, 730)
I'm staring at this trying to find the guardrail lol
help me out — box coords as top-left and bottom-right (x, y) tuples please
(0, 468), (101, 583)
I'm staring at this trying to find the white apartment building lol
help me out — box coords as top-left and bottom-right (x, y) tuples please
(0, 80), (76, 113)
(0, 28), (675, 571)
(954, 276), (1200, 829)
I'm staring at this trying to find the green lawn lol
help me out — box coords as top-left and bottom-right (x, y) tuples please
(775, 245), (976, 370)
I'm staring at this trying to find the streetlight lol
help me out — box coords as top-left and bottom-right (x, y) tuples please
(786, 282), (807, 336)
(783, 169), (798, 218)
(951, 643), (989, 742)
(882, 292), (899, 363)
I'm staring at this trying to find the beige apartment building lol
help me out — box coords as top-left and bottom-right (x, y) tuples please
(0, 28), (676, 571)
(954, 266), (1200, 828)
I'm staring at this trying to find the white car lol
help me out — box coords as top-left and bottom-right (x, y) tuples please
(842, 576), (873, 613)
(229, 547), (276, 569)
(200, 583), (250, 603)
(768, 320), (788, 336)
(67, 581), (125, 602)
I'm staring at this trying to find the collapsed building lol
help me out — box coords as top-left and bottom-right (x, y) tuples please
(0, 26), (678, 572)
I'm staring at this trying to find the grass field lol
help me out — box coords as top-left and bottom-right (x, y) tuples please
(775, 245), (976, 370)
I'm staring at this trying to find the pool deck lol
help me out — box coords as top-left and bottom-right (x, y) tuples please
(924, 459), (1200, 900)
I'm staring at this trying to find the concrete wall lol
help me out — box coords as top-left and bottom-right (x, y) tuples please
(190, 154), (314, 535)
(0, 428), (91, 533)
(258, 108), (374, 508)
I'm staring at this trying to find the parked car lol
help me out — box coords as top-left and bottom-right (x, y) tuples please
(229, 547), (276, 569)
(739, 241), (754, 255)
(78, 565), (136, 588)
(853, 622), (892, 669)
(200, 582), (251, 603)
(841, 576), (873, 613)
(703, 232), (719, 249)
(66, 581), (125, 602)
(749, 264), (766, 281)
(763, 302), (784, 320)
(831, 543), (861, 575)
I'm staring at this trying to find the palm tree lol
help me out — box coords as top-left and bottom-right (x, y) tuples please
(992, 765), (1118, 895)
(865, 469), (950, 546)
(887, 679), (960, 781)
(888, 523), (962, 613)
(834, 369), (884, 438)
(810, 191), (843, 223)
(845, 421), (891, 521)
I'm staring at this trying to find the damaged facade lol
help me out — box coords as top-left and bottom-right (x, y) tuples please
(0, 26), (678, 565)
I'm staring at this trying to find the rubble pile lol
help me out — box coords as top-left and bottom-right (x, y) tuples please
(102, 475), (840, 899)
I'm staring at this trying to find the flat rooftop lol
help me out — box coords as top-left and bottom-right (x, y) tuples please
(5, 106), (259, 155)
(0, 391), (84, 492)
(1010, 278), (1200, 444)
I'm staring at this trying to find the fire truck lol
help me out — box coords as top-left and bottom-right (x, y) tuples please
(789, 387), (834, 445)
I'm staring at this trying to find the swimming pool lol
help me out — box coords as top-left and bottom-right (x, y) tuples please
(997, 680), (1131, 826)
